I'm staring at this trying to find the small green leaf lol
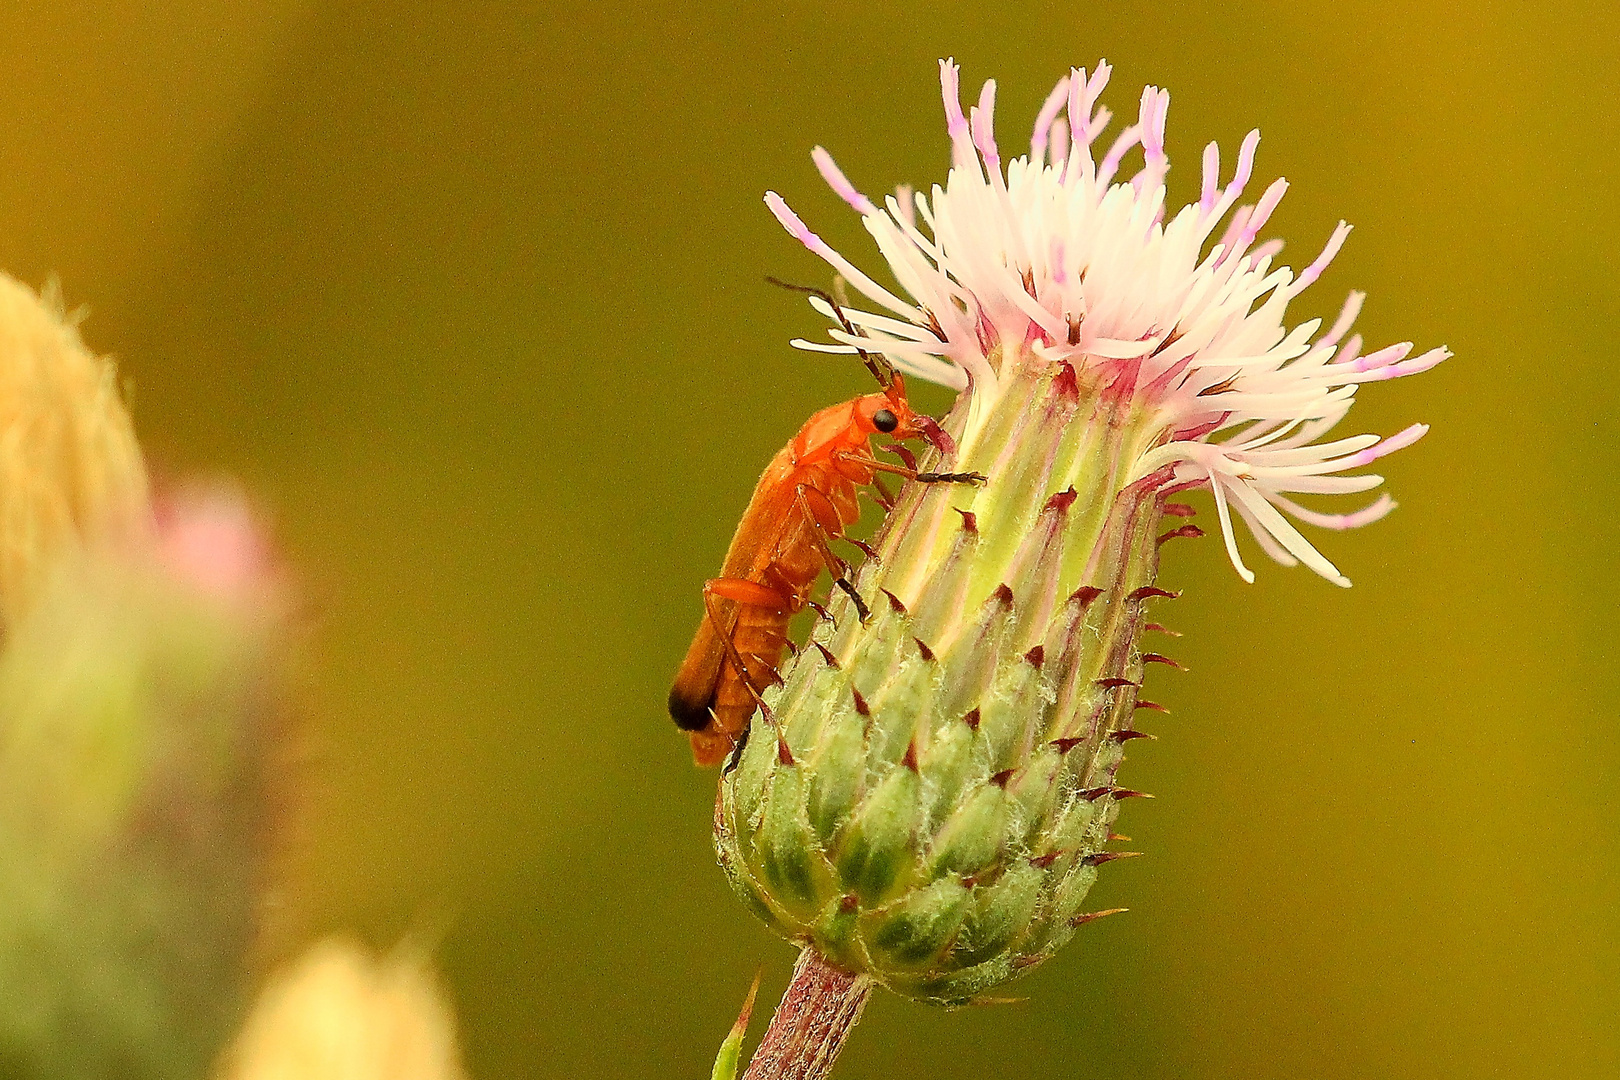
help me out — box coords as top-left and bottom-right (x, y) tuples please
(710, 970), (761, 1080)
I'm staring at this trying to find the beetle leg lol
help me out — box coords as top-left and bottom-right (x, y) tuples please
(869, 474), (896, 512)
(721, 721), (751, 775)
(702, 580), (787, 705)
(793, 485), (872, 624)
(833, 449), (987, 486)
(844, 536), (878, 560)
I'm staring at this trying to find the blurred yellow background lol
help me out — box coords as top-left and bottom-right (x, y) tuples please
(0, 2), (1613, 1077)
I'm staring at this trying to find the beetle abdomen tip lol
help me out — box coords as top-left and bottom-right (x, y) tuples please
(667, 686), (715, 731)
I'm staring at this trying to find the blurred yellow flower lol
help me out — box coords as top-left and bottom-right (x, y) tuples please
(0, 274), (147, 633)
(221, 939), (468, 1080)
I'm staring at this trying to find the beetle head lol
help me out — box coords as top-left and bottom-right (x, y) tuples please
(850, 377), (957, 456)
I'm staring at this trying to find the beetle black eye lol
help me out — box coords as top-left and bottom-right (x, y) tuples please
(872, 408), (899, 433)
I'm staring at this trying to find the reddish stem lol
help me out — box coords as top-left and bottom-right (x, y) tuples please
(741, 949), (873, 1080)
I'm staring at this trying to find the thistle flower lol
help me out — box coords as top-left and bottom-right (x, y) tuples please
(716, 59), (1446, 1007)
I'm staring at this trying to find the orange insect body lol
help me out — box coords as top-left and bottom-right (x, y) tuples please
(669, 376), (959, 766)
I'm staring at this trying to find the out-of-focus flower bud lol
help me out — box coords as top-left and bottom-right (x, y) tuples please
(219, 939), (467, 1080)
(0, 274), (147, 635)
(0, 455), (286, 1075)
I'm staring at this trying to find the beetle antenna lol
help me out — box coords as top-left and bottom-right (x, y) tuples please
(764, 275), (897, 390)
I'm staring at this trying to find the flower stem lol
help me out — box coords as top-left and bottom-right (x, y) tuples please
(742, 948), (873, 1080)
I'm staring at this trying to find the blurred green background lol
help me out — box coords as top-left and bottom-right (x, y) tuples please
(0, 2), (1613, 1077)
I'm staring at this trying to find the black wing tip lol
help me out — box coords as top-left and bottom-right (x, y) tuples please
(668, 687), (715, 731)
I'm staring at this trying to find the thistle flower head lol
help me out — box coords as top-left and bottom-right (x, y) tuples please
(767, 58), (1447, 586)
(716, 60), (1445, 1007)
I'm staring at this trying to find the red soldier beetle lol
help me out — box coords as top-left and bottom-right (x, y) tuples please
(669, 283), (984, 766)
